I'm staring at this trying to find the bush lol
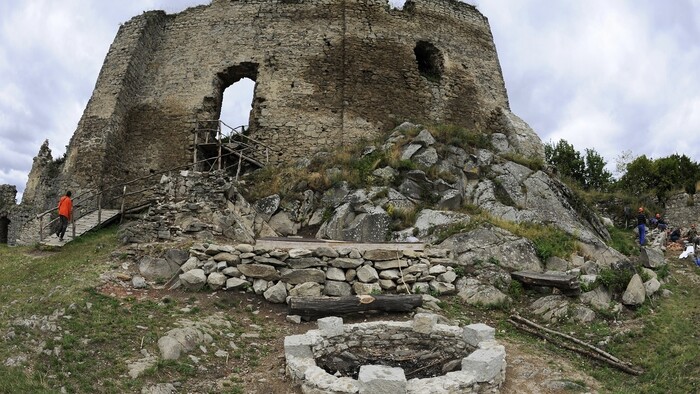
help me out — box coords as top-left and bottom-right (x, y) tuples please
(597, 267), (634, 294)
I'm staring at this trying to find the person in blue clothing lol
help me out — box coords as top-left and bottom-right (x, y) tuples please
(637, 207), (647, 246)
(656, 214), (667, 231)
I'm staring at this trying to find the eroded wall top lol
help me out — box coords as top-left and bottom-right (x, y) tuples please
(60, 0), (508, 196)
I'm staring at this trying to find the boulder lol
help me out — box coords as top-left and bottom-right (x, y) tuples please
(225, 277), (249, 290)
(237, 264), (280, 281)
(579, 286), (612, 310)
(325, 267), (347, 282)
(441, 225), (542, 272)
(268, 211), (299, 236)
(353, 282), (381, 295)
(457, 279), (509, 307)
(179, 269), (207, 291)
(363, 249), (402, 261)
(207, 272), (227, 290)
(289, 282), (323, 297)
(252, 279), (270, 294)
(374, 259), (408, 270)
(413, 129), (436, 146)
(324, 281), (353, 296)
(530, 295), (570, 322)
(253, 194), (281, 221)
(412, 209), (471, 240)
(328, 258), (363, 269)
(139, 256), (179, 281)
(644, 278), (661, 297)
(356, 265), (379, 283)
(287, 257), (326, 269)
(401, 143), (422, 160)
(486, 107), (545, 161)
(263, 281), (288, 304)
(164, 249), (189, 266)
(545, 256), (569, 272)
(281, 269), (326, 284)
(622, 274), (646, 306)
(640, 247), (666, 268)
(414, 147), (439, 167)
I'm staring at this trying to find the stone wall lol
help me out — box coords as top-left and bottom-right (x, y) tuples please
(663, 193), (700, 229)
(0, 185), (17, 244)
(285, 315), (505, 393)
(58, 0), (508, 197)
(174, 242), (460, 299)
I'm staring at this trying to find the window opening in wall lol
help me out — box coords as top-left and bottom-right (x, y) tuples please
(414, 41), (444, 82)
(220, 77), (255, 132)
(0, 216), (9, 244)
(387, 0), (407, 10)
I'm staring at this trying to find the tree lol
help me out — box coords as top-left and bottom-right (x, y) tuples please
(545, 140), (612, 191)
(617, 155), (656, 196)
(544, 140), (585, 186)
(584, 148), (612, 191)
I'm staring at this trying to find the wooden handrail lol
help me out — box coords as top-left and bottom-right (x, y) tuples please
(36, 119), (271, 242)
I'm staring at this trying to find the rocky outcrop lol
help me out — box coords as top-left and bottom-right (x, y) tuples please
(440, 225), (543, 272)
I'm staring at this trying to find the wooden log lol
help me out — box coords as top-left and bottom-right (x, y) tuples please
(288, 295), (423, 318)
(508, 318), (643, 375)
(511, 271), (580, 291)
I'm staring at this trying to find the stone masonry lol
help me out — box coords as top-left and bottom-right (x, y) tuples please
(60, 0), (507, 195)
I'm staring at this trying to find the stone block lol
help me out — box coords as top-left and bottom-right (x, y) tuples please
(283, 334), (318, 359)
(318, 316), (344, 338)
(462, 323), (495, 347)
(412, 313), (437, 334)
(461, 345), (505, 382)
(358, 365), (406, 394)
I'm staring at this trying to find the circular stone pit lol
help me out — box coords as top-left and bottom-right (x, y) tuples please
(284, 313), (506, 393)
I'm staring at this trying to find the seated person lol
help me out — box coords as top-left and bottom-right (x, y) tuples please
(686, 224), (698, 244)
(657, 217), (667, 231)
(650, 215), (658, 228)
(670, 227), (682, 242)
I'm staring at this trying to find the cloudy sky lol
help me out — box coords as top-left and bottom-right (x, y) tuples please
(1, 0), (699, 201)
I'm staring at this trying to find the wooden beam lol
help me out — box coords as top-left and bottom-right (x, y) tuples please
(511, 271), (580, 294)
(288, 295), (423, 318)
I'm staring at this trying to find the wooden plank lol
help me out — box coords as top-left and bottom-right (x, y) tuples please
(511, 271), (580, 290)
(288, 295), (423, 318)
(256, 237), (425, 252)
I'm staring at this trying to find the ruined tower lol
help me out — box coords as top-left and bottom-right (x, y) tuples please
(61, 0), (508, 192)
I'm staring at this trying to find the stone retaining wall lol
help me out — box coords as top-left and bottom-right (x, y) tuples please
(174, 242), (460, 300)
(284, 315), (506, 393)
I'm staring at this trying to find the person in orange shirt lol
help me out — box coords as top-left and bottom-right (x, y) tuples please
(57, 191), (73, 241)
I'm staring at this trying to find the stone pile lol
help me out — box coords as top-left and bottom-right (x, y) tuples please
(118, 170), (273, 245)
(284, 314), (505, 394)
(169, 243), (460, 301)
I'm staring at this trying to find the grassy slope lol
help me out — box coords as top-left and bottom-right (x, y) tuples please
(0, 227), (699, 393)
(0, 229), (237, 393)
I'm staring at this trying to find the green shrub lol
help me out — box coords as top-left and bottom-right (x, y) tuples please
(508, 280), (524, 299)
(529, 226), (578, 261)
(597, 267), (634, 294)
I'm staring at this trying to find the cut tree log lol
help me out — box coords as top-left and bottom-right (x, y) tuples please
(511, 271), (580, 295)
(288, 294), (423, 318)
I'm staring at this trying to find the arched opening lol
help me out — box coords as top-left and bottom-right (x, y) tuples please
(221, 78), (255, 131)
(414, 41), (444, 82)
(195, 62), (262, 174)
(0, 216), (9, 244)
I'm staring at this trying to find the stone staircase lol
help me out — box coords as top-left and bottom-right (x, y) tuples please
(41, 209), (121, 247)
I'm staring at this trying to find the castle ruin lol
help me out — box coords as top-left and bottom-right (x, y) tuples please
(3, 0), (513, 244)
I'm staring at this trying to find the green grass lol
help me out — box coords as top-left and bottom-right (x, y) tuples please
(0, 228), (267, 393)
(607, 226), (640, 256)
(588, 260), (700, 392)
